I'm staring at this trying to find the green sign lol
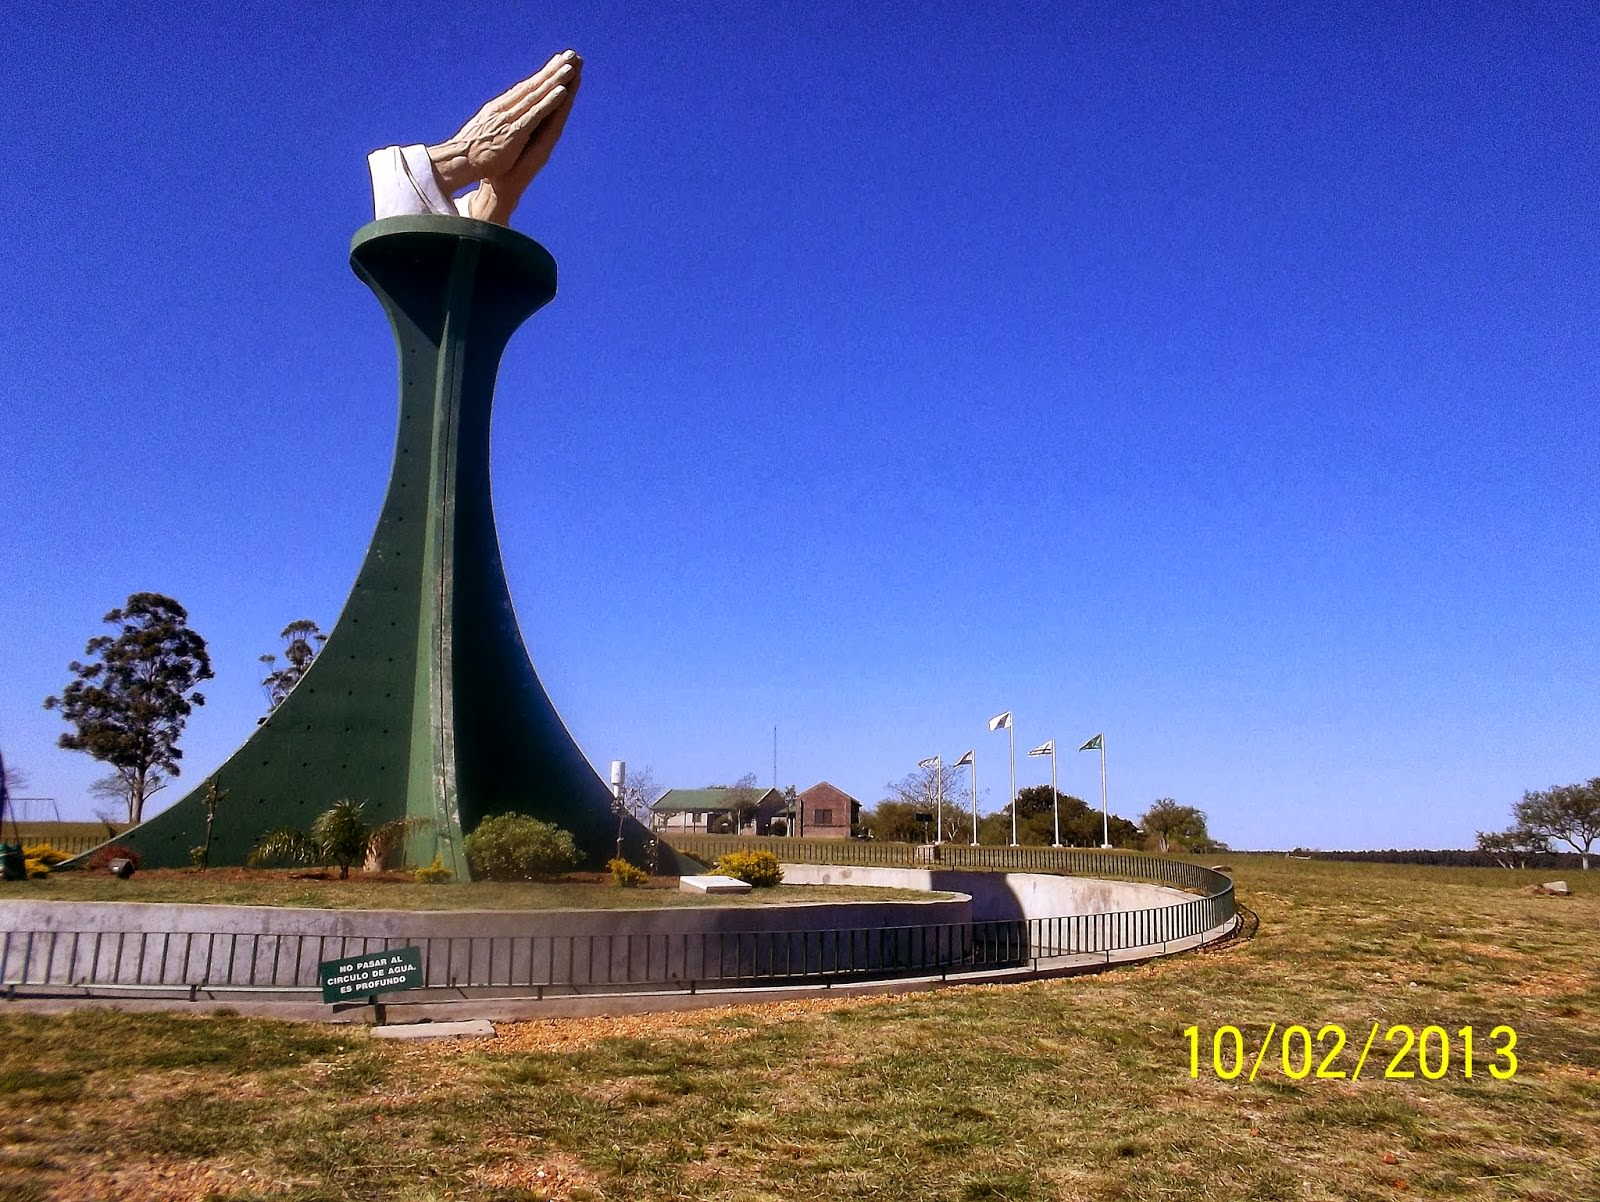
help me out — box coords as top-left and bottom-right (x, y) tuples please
(319, 946), (424, 1004)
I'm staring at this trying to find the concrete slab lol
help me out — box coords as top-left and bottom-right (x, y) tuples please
(371, 1019), (496, 1040)
(679, 874), (752, 894)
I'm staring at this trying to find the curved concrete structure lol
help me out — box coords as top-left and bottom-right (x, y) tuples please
(0, 855), (1239, 1020)
(778, 864), (1200, 921)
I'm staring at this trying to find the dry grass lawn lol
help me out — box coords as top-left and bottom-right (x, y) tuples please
(0, 855), (1595, 1201)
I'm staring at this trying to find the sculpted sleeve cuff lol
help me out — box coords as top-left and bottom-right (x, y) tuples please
(367, 145), (459, 219)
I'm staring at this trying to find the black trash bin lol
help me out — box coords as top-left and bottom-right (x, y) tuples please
(0, 843), (25, 881)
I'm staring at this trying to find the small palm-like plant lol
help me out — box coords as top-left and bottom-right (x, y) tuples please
(249, 799), (424, 880)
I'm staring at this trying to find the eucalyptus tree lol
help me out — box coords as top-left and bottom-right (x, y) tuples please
(258, 619), (328, 710)
(44, 593), (212, 825)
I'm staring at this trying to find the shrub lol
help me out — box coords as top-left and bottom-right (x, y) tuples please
(414, 855), (452, 884)
(713, 849), (783, 888)
(86, 843), (141, 874)
(248, 801), (425, 880)
(22, 844), (71, 876)
(464, 814), (578, 881)
(607, 857), (648, 887)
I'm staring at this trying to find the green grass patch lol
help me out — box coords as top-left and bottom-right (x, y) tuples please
(0, 855), (1595, 1200)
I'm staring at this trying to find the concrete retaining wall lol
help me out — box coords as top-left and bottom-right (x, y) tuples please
(778, 864), (1196, 921)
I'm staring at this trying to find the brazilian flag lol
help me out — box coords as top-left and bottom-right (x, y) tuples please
(1078, 734), (1103, 752)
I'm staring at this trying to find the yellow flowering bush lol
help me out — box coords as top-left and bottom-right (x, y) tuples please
(414, 855), (452, 884)
(713, 849), (783, 888)
(607, 857), (648, 887)
(22, 844), (71, 878)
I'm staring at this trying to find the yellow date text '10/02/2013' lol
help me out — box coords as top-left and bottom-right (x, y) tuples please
(1183, 1024), (1518, 1082)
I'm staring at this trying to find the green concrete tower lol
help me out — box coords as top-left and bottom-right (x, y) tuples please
(105, 216), (662, 875)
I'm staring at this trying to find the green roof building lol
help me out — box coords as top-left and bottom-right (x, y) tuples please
(651, 787), (787, 836)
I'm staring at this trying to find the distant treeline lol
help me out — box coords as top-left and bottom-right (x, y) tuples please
(1269, 848), (1587, 869)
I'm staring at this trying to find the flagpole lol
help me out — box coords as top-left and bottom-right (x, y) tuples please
(1099, 736), (1110, 848)
(970, 753), (978, 845)
(935, 756), (943, 844)
(1008, 721), (1017, 847)
(1051, 743), (1060, 847)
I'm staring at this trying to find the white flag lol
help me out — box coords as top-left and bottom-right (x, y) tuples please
(1027, 739), (1054, 757)
(988, 711), (1012, 732)
(917, 756), (940, 769)
(954, 749), (974, 767)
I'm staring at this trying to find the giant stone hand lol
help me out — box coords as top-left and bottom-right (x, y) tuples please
(427, 50), (582, 223)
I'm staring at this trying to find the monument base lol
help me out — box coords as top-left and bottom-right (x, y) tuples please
(91, 216), (685, 876)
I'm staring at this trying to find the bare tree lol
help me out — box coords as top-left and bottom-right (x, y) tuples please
(90, 771), (166, 825)
(872, 761), (974, 843)
(619, 765), (664, 824)
(194, 778), (227, 870)
(1, 762), (27, 796)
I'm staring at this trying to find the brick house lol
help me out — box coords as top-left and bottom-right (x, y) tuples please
(795, 782), (861, 839)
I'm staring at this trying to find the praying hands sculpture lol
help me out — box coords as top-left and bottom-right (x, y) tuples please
(369, 50), (582, 224)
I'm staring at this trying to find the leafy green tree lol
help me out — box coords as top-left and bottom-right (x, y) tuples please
(977, 786), (1141, 847)
(248, 799), (422, 880)
(1475, 826), (1548, 870)
(1140, 798), (1213, 854)
(864, 799), (930, 843)
(1511, 779), (1600, 871)
(1015, 785), (1083, 845)
(976, 811), (1014, 845)
(44, 593), (213, 825)
(258, 619), (327, 710)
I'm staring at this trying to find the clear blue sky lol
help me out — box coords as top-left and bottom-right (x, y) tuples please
(2, 2), (1595, 850)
